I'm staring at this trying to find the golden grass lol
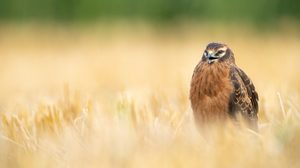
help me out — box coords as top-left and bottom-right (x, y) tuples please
(0, 22), (300, 167)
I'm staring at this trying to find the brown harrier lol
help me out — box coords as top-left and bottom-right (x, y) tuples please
(190, 43), (258, 130)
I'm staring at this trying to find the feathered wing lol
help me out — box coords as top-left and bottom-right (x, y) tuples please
(229, 66), (259, 130)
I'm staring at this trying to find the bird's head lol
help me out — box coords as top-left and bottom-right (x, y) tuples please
(202, 42), (235, 64)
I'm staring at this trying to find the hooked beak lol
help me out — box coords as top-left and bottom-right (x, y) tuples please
(207, 54), (218, 64)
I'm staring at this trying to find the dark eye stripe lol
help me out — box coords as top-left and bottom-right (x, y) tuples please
(216, 50), (225, 56)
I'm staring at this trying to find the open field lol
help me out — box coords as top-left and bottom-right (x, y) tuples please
(0, 22), (300, 167)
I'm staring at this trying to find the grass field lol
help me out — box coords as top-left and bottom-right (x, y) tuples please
(0, 22), (300, 168)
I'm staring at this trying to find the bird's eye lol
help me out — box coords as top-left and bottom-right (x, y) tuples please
(203, 51), (208, 56)
(215, 50), (225, 56)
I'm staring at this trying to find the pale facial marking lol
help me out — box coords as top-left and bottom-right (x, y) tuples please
(207, 50), (214, 55)
(204, 46), (228, 64)
(215, 46), (227, 56)
(218, 46), (227, 51)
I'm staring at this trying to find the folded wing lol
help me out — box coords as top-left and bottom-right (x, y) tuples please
(229, 66), (259, 129)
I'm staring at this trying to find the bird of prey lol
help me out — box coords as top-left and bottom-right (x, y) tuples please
(190, 42), (259, 130)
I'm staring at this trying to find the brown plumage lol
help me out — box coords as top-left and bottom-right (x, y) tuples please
(190, 42), (259, 130)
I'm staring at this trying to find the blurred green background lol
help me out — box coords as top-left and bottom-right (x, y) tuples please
(0, 0), (299, 23)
